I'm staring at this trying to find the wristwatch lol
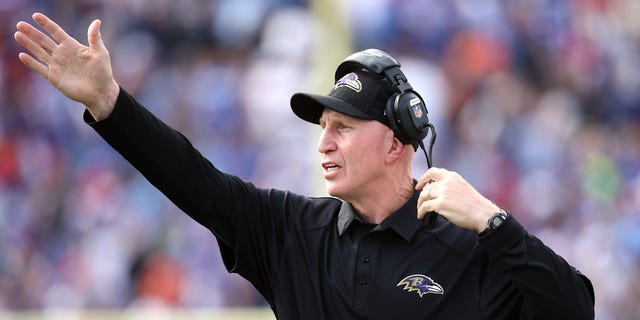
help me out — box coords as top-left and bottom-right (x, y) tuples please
(480, 209), (509, 236)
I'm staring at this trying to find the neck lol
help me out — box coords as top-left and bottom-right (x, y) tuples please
(350, 177), (415, 224)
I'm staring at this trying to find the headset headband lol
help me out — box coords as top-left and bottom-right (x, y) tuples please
(335, 49), (414, 93)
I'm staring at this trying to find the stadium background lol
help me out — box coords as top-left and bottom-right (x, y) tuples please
(1, 0), (639, 319)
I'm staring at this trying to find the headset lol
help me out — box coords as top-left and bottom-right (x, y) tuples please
(335, 48), (437, 168)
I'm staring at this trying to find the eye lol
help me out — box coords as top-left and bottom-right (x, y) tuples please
(337, 122), (350, 130)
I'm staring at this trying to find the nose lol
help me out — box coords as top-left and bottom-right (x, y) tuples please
(317, 127), (337, 154)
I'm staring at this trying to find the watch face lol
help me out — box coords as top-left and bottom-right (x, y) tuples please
(491, 215), (504, 228)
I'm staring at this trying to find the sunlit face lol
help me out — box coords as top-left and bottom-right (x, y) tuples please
(317, 109), (393, 202)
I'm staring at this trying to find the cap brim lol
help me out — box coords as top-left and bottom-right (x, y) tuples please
(290, 92), (374, 124)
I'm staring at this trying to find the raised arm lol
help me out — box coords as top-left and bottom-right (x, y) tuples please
(14, 12), (119, 121)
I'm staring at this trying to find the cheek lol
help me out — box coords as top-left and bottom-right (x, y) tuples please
(341, 127), (389, 169)
(345, 140), (385, 173)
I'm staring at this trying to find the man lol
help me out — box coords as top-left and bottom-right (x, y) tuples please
(14, 13), (594, 319)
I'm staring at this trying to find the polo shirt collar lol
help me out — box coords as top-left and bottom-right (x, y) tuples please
(337, 202), (357, 236)
(337, 190), (422, 242)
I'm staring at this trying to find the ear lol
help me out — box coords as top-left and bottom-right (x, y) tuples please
(385, 137), (407, 164)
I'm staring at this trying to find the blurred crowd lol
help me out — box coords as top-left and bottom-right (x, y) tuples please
(1, 0), (639, 319)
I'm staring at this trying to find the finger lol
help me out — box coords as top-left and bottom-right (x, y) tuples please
(18, 52), (49, 79)
(415, 172), (431, 190)
(14, 30), (52, 65)
(417, 199), (437, 220)
(416, 183), (440, 215)
(32, 12), (72, 44)
(15, 21), (57, 56)
(415, 167), (448, 190)
(417, 185), (433, 206)
(87, 19), (104, 51)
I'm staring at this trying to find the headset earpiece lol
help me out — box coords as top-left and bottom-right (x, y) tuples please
(387, 89), (430, 146)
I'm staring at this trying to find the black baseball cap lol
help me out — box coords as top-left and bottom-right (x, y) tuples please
(290, 70), (395, 127)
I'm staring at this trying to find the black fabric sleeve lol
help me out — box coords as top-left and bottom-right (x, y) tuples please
(84, 87), (291, 303)
(85, 87), (240, 245)
(479, 215), (595, 319)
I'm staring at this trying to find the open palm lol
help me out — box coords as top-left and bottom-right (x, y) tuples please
(14, 12), (119, 119)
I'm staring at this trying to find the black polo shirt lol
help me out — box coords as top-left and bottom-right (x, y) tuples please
(87, 88), (594, 319)
(220, 189), (585, 320)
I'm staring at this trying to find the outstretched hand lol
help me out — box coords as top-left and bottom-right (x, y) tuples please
(14, 12), (119, 121)
(416, 167), (501, 233)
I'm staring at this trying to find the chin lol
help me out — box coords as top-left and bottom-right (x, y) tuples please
(325, 181), (349, 200)
(324, 181), (339, 197)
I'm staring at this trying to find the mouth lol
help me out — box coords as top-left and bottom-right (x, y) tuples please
(323, 163), (340, 170)
(322, 162), (342, 176)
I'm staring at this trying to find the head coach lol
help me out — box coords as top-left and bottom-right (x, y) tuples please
(14, 13), (594, 319)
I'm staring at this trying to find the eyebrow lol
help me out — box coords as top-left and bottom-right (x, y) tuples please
(320, 115), (348, 128)
(320, 111), (359, 124)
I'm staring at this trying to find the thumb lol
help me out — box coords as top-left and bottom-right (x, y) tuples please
(87, 19), (104, 51)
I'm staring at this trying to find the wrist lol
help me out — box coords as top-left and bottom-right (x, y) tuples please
(87, 79), (119, 121)
(474, 202), (501, 233)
